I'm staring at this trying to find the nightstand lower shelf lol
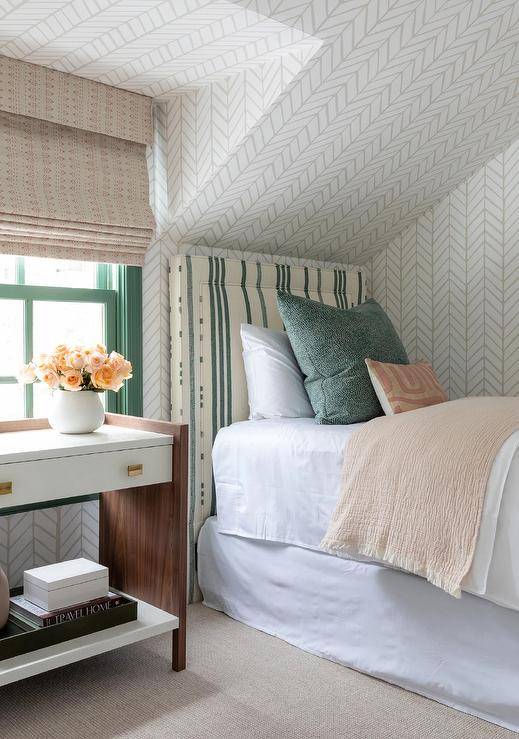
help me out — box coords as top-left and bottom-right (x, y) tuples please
(0, 596), (179, 687)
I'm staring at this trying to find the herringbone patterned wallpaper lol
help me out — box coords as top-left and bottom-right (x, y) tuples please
(4, 0), (519, 584)
(4, 1), (519, 264)
(370, 139), (519, 399)
(0, 502), (99, 587)
(143, 102), (361, 420)
(171, 0), (519, 264)
(0, 1), (315, 95)
(0, 2), (317, 583)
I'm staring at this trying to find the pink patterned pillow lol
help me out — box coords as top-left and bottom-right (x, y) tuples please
(365, 359), (448, 415)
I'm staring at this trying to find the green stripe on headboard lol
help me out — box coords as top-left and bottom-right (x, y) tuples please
(256, 262), (268, 327)
(241, 261), (252, 324)
(220, 259), (232, 430)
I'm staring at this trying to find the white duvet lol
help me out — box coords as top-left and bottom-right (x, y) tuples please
(213, 417), (519, 612)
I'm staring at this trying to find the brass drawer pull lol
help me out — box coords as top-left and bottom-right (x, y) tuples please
(127, 464), (143, 477)
(0, 482), (12, 495)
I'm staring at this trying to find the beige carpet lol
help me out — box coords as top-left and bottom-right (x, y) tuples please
(0, 603), (513, 739)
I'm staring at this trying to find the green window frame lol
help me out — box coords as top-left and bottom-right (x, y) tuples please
(0, 259), (142, 418)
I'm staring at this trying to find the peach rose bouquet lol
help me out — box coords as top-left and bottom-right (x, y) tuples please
(18, 344), (132, 394)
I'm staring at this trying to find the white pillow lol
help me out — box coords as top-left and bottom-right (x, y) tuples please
(240, 324), (314, 420)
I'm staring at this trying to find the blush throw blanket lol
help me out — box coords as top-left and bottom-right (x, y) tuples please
(321, 397), (519, 597)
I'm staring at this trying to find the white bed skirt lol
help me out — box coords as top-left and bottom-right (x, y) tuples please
(198, 516), (519, 733)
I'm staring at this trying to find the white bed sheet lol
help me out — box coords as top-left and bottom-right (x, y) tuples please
(213, 418), (519, 611)
(199, 516), (519, 733)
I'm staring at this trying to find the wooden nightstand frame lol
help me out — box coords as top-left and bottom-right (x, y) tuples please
(100, 413), (188, 671)
(0, 413), (188, 673)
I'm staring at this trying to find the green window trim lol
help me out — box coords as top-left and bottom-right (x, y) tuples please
(94, 263), (143, 415)
(0, 261), (142, 419)
(115, 266), (143, 417)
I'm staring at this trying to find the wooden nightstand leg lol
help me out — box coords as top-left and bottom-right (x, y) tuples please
(171, 422), (188, 671)
(172, 425), (189, 672)
(99, 418), (188, 672)
(172, 622), (186, 671)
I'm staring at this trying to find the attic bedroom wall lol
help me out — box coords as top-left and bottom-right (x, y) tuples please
(370, 139), (519, 399)
(1, 72), (360, 586)
(143, 98), (359, 420)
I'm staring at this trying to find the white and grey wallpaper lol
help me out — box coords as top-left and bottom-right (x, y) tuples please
(0, 37), (326, 583)
(143, 100), (361, 420)
(0, 2), (316, 95)
(4, 0), (519, 584)
(5, 1), (519, 265)
(370, 138), (519, 400)
(170, 0), (519, 264)
(0, 503), (98, 587)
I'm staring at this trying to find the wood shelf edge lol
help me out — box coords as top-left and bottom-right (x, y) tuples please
(0, 418), (50, 433)
(0, 414), (187, 438)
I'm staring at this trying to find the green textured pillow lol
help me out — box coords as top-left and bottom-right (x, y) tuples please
(276, 294), (408, 425)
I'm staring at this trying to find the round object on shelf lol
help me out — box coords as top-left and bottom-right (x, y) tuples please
(48, 390), (105, 434)
(0, 566), (9, 630)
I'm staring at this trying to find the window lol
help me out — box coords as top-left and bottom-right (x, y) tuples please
(0, 256), (142, 419)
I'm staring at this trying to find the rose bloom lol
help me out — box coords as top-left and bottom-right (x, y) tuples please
(35, 353), (57, 372)
(91, 364), (121, 391)
(38, 368), (60, 389)
(53, 344), (69, 358)
(82, 347), (94, 365)
(118, 359), (133, 381)
(65, 351), (86, 370)
(108, 351), (124, 371)
(85, 350), (108, 373)
(61, 369), (83, 391)
(18, 363), (36, 384)
(57, 355), (73, 373)
(95, 343), (107, 355)
(108, 353), (132, 380)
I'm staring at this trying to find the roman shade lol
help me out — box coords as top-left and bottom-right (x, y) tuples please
(0, 56), (155, 265)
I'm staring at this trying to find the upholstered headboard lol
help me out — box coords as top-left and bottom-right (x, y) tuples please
(170, 254), (366, 599)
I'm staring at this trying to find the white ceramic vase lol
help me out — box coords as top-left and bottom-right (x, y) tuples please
(48, 389), (105, 434)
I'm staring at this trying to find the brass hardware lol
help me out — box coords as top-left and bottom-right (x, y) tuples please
(127, 464), (143, 477)
(0, 482), (12, 495)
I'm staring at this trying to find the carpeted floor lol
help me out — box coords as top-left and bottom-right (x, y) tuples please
(0, 603), (513, 739)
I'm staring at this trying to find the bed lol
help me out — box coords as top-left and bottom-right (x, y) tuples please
(173, 256), (519, 730)
(198, 417), (519, 732)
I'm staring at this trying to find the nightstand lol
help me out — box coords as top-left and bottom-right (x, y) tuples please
(0, 413), (188, 684)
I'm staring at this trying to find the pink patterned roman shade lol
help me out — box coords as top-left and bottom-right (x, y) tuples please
(0, 56), (155, 266)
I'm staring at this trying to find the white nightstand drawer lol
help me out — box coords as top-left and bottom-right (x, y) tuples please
(0, 443), (172, 509)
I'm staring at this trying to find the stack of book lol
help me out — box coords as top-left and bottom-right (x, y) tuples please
(10, 591), (126, 628)
(0, 558), (138, 662)
(9, 558), (135, 631)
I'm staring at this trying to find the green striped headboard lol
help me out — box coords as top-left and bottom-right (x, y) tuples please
(170, 255), (366, 600)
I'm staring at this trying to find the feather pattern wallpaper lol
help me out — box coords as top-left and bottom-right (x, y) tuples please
(0, 1), (321, 582)
(143, 100), (362, 420)
(2, 0), (519, 585)
(171, 0), (519, 263)
(370, 138), (519, 400)
(3, 1), (519, 264)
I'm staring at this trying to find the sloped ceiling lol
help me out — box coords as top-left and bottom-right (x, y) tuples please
(3, 1), (519, 265)
(174, 0), (519, 264)
(0, 1), (317, 94)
